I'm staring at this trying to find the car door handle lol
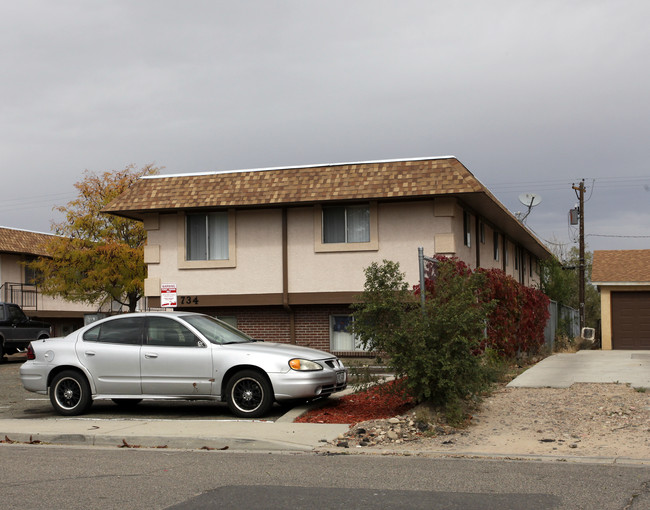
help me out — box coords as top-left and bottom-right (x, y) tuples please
(144, 353), (158, 359)
(85, 351), (96, 356)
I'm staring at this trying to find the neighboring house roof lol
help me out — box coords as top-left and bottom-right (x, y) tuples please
(592, 250), (650, 285)
(103, 156), (552, 259)
(0, 226), (54, 257)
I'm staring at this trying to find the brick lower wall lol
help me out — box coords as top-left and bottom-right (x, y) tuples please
(186, 304), (354, 353)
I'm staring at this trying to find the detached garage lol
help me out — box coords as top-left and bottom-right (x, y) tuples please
(593, 250), (650, 350)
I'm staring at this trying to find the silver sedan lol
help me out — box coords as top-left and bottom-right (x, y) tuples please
(20, 312), (347, 418)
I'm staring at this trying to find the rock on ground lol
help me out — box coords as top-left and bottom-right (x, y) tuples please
(318, 383), (650, 459)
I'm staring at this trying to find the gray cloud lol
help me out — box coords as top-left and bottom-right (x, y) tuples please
(1, 1), (648, 251)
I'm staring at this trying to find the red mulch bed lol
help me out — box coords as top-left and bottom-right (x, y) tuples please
(294, 380), (415, 424)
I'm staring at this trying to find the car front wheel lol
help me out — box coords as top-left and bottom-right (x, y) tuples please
(226, 370), (273, 418)
(50, 370), (92, 416)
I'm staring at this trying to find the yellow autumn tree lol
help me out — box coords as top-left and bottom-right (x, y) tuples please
(31, 164), (160, 312)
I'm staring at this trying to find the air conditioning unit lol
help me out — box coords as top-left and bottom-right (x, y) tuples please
(581, 327), (595, 341)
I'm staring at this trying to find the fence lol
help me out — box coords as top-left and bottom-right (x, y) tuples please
(544, 300), (580, 350)
(0, 283), (38, 309)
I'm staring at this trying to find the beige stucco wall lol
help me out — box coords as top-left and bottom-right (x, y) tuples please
(0, 254), (23, 283)
(143, 197), (541, 298)
(438, 208), (540, 286)
(146, 210), (284, 296)
(0, 254), (100, 313)
(600, 287), (612, 349)
(145, 200), (457, 297)
(287, 201), (442, 293)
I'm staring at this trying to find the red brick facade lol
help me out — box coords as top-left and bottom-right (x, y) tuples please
(183, 304), (359, 355)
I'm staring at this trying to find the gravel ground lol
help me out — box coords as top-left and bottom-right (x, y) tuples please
(319, 383), (650, 460)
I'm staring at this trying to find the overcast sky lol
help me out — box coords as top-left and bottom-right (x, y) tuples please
(1, 1), (648, 257)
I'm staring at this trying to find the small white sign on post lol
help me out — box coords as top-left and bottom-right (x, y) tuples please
(160, 283), (177, 308)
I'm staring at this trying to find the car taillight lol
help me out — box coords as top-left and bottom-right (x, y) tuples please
(26, 344), (35, 360)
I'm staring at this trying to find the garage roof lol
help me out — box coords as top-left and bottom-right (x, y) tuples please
(592, 250), (650, 284)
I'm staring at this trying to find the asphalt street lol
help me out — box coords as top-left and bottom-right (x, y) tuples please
(3, 445), (650, 510)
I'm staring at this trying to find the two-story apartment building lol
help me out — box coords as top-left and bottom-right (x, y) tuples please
(104, 156), (552, 355)
(0, 226), (108, 336)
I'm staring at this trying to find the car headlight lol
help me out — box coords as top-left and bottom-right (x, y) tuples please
(289, 359), (323, 371)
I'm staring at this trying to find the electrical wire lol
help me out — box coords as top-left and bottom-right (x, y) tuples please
(587, 234), (650, 239)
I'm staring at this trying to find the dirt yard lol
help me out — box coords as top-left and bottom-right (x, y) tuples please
(320, 383), (650, 459)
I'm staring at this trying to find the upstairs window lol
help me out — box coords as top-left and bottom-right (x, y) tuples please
(186, 212), (229, 261)
(322, 204), (370, 244)
(493, 232), (500, 261)
(463, 211), (471, 247)
(515, 246), (520, 270)
(24, 257), (42, 285)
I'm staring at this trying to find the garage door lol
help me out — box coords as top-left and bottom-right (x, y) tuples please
(611, 291), (650, 349)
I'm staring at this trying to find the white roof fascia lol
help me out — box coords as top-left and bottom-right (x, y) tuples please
(0, 226), (58, 237)
(141, 156), (458, 180)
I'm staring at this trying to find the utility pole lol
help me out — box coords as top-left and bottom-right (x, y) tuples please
(572, 180), (586, 332)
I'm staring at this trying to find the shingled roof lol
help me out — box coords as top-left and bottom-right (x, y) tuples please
(103, 157), (484, 214)
(0, 227), (55, 257)
(102, 156), (552, 259)
(592, 250), (650, 284)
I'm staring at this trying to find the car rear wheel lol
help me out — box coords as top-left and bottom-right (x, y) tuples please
(226, 370), (273, 418)
(50, 370), (92, 416)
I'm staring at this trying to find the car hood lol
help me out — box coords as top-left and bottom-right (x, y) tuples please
(219, 341), (336, 360)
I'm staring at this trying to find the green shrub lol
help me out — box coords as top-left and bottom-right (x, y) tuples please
(353, 259), (495, 407)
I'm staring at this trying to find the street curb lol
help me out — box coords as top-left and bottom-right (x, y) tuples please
(311, 447), (650, 466)
(0, 417), (350, 452)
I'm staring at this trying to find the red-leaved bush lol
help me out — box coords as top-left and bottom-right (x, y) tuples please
(415, 256), (550, 357)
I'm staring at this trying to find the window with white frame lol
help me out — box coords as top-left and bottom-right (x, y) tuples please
(330, 315), (364, 351)
(322, 204), (370, 244)
(186, 212), (229, 260)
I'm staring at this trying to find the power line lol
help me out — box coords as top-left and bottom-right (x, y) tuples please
(486, 175), (649, 194)
(587, 234), (650, 239)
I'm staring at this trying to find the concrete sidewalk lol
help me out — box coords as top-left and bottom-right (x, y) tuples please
(4, 351), (650, 456)
(0, 405), (349, 451)
(507, 350), (650, 389)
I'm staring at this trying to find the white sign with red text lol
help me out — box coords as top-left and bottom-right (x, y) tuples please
(161, 283), (177, 308)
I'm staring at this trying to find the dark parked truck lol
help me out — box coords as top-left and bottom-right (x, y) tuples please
(0, 303), (51, 360)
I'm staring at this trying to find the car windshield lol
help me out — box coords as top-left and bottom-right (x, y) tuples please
(181, 315), (253, 345)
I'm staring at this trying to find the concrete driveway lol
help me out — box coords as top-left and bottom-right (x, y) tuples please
(508, 350), (650, 389)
